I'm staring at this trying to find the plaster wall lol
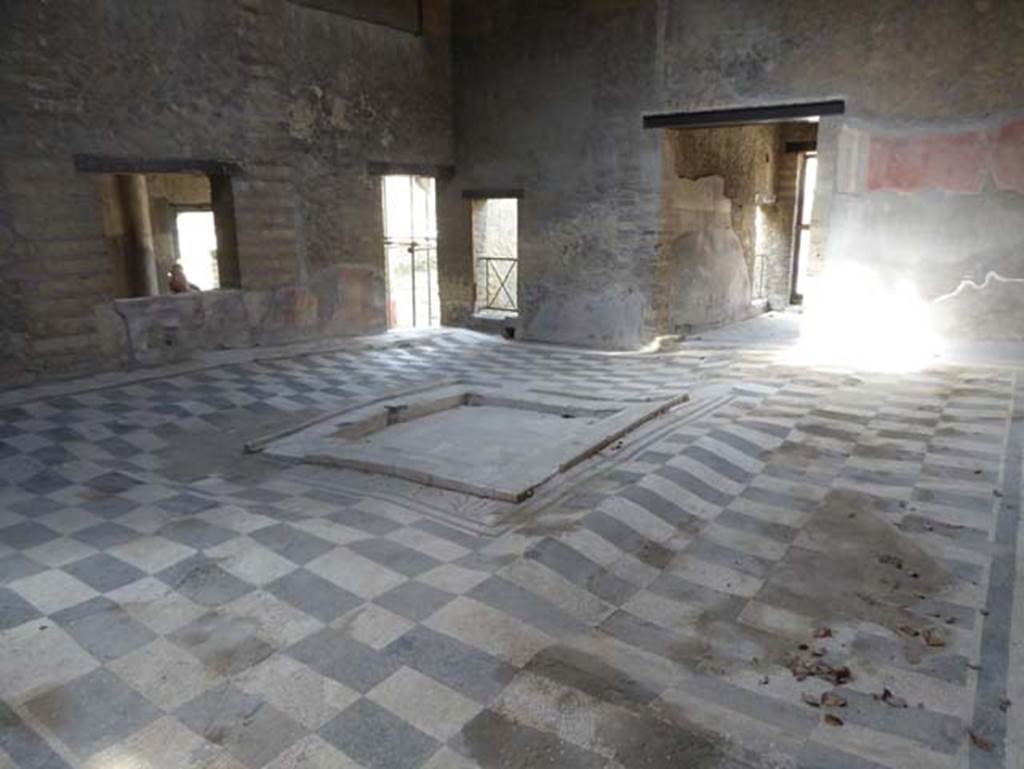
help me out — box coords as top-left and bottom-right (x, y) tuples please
(830, 119), (1024, 341)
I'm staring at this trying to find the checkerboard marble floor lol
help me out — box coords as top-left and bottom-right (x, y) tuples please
(0, 328), (1021, 768)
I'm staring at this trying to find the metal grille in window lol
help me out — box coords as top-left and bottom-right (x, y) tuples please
(478, 256), (518, 312)
(385, 236), (439, 327)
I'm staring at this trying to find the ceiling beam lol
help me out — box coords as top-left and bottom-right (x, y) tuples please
(643, 100), (845, 130)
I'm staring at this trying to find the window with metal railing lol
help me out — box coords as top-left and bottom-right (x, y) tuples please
(472, 198), (518, 314)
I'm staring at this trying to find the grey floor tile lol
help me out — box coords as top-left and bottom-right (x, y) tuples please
(521, 645), (661, 710)
(327, 507), (403, 536)
(71, 522), (139, 549)
(8, 496), (65, 517)
(320, 698), (439, 769)
(0, 586), (42, 630)
(156, 492), (218, 515)
(348, 538), (441, 577)
(383, 625), (516, 704)
(159, 519), (237, 550)
(620, 485), (702, 532)
(715, 509), (798, 543)
(580, 510), (650, 555)
(176, 683), (307, 767)
(610, 707), (763, 769)
(80, 495), (140, 519)
(683, 445), (753, 485)
(600, 609), (688, 663)
(375, 581), (456, 622)
(288, 627), (400, 693)
(0, 522), (60, 550)
(31, 445), (74, 466)
(656, 464), (734, 507)
(467, 575), (589, 638)
(86, 472), (141, 494)
(526, 538), (638, 605)
(0, 326), (1018, 769)
(158, 555), (254, 607)
(63, 553), (146, 593)
(169, 610), (275, 676)
(832, 687), (965, 754)
(0, 699), (74, 769)
(52, 596), (156, 661)
(413, 519), (482, 550)
(0, 553), (45, 585)
(451, 709), (603, 769)
(645, 572), (745, 620)
(684, 538), (772, 579)
(797, 741), (891, 769)
(233, 487), (289, 503)
(20, 470), (72, 496)
(250, 523), (335, 564)
(25, 668), (161, 759)
(267, 568), (363, 623)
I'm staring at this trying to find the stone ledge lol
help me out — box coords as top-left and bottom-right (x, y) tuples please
(258, 381), (688, 502)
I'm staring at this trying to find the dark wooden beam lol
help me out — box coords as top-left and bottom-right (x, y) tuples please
(461, 188), (524, 200)
(288, 0), (421, 35)
(367, 161), (455, 180)
(73, 155), (242, 176)
(643, 100), (845, 130)
(785, 140), (818, 154)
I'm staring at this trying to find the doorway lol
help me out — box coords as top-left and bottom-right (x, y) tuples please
(791, 151), (817, 303)
(382, 175), (439, 329)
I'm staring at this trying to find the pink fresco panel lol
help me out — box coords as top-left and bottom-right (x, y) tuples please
(867, 130), (988, 193)
(992, 118), (1024, 195)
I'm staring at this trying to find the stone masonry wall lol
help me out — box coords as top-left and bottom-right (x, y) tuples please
(449, 0), (1024, 349)
(0, 0), (452, 385)
(444, 1), (661, 349)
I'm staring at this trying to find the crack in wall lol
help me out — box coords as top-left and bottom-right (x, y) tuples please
(932, 271), (1024, 303)
(110, 301), (138, 366)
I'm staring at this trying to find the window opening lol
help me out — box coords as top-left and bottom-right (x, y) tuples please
(472, 198), (518, 314)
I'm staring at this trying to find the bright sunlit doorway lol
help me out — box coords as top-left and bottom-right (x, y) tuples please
(382, 175), (440, 330)
(791, 151), (817, 303)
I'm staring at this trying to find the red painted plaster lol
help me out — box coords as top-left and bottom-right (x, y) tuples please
(867, 130), (988, 193)
(992, 118), (1024, 195)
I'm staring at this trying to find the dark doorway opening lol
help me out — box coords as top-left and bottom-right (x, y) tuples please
(646, 100), (839, 335)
